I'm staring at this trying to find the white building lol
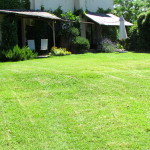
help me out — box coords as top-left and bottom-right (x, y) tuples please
(29, 0), (115, 48)
(30, 0), (114, 12)
(0, 0), (114, 48)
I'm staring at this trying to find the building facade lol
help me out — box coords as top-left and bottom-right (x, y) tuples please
(0, 0), (114, 49)
(30, 0), (113, 12)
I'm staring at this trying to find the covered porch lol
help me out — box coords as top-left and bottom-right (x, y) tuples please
(0, 9), (61, 52)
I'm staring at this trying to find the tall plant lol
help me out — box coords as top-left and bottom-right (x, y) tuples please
(1, 16), (18, 50)
(0, 0), (30, 50)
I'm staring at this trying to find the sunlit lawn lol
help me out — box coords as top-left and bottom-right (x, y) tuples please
(0, 52), (150, 149)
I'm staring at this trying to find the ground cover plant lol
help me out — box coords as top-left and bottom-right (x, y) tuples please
(0, 53), (150, 149)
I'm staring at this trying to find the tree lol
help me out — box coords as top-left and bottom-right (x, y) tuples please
(113, 0), (150, 23)
(0, 0), (30, 9)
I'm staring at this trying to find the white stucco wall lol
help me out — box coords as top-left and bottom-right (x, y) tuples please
(77, 0), (113, 11)
(30, 0), (113, 12)
(30, 0), (74, 12)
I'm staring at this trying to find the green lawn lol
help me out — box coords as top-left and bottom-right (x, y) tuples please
(0, 52), (150, 150)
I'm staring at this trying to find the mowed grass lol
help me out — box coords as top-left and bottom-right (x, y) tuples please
(0, 52), (150, 150)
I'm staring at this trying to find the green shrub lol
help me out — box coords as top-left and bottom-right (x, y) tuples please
(72, 36), (90, 54)
(100, 39), (116, 53)
(51, 46), (71, 56)
(0, 45), (37, 62)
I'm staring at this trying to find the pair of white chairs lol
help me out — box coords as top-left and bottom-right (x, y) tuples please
(27, 39), (48, 51)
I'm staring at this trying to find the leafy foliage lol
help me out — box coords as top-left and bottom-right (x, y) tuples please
(0, 45), (37, 62)
(113, 0), (150, 23)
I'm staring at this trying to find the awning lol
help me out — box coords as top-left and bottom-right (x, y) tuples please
(0, 9), (61, 20)
(85, 12), (133, 26)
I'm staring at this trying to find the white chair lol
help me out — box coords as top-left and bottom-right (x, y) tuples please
(27, 40), (35, 51)
(41, 39), (48, 50)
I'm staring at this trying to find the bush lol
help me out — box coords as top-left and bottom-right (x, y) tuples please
(0, 45), (37, 62)
(51, 46), (71, 56)
(72, 36), (90, 54)
(100, 39), (116, 53)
